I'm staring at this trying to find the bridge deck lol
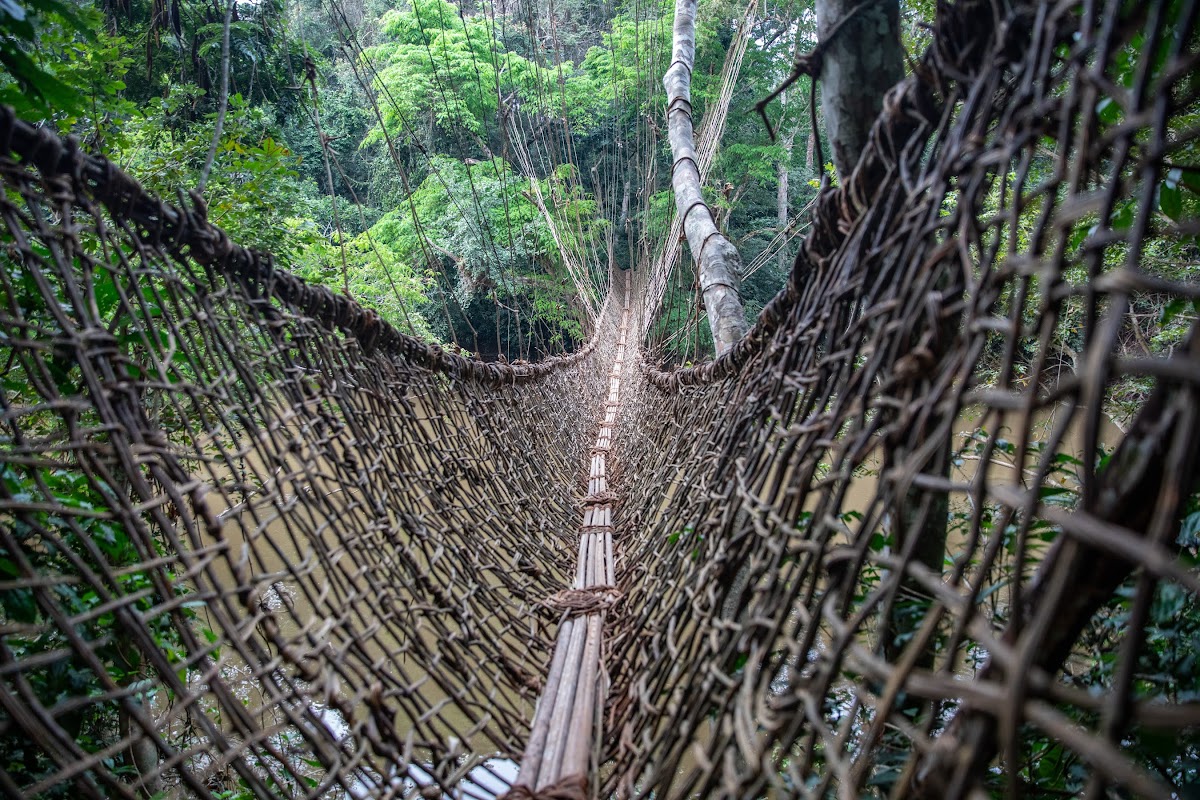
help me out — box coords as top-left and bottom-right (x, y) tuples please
(511, 301), (631, 797)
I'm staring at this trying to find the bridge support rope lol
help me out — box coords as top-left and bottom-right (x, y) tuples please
(506, 296), (631, 799)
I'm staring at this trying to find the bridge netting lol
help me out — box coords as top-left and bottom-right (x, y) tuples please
(0, 107), (621, 798)
(2, 0), (1200, 798)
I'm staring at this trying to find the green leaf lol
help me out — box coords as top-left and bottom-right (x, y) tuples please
(1110, 202), (1135, 230)
(1160, 297), (1190, 326)
(977, 578), (1011, 602)
(1096, 96), (1122, 125)
(0, 44), (81, 112)
(1160, 181), (1183, 221)
(2, 587), (38, 623)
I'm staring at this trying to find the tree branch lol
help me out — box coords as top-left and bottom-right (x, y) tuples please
(197, 0), (234, 194)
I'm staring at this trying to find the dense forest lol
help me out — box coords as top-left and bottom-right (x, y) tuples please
(0, 0), (942, 362)
(14, 0), (1190, 382)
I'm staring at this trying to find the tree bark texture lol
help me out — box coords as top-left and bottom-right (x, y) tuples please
(776, 127), (794, 274)
(816, 0), (904, 179)
(663, 0), (748, 356)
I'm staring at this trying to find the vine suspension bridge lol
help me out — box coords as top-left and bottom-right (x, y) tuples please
(1, 0), (1200, 798)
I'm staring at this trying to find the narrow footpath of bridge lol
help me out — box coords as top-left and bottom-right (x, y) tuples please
(507, 299), (631, 799)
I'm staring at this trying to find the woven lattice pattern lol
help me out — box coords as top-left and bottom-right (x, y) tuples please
(2, 0), (1200, 797)
(0, 110), (619, 798)
(610, 1), (1200, 796)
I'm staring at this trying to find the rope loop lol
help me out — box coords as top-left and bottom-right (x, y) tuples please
(581, 491), (618, 507)
(542, 586), (623, 616)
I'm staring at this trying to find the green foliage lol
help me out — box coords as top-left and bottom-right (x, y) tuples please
(572, 3), (674, 128)
(0, 0), (132, 136)
(1011, 574), (1200, 794)
(356, 154), (596, 349)
(364, 0), (544, 144)
(942, 428), (1200, 794)
(720, 141), (786, 185)
(293, 226), (435, 338)
(0, 465), (195, 794)
(119, 94), (322, 261)
(839, 426), (1200, 795)
(961, 2), (1200, 418)
(0, 0), (824, 362)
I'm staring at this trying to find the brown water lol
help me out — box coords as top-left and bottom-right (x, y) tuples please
(786, 403), (1125, 529)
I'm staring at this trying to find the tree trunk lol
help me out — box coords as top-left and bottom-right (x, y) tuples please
(776, 127), (794, 274)
(813, 0), (935, 688)
(663, 0), (748, 356)
(619, 178), (630, 231)
(816, 0), (904, 179)
(120, 694), (163, 797)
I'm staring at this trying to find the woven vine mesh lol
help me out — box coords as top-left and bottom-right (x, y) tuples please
(610, 0), (1200, 797)
(0, 109), (620, 798)
(2, 0), (1200, 798)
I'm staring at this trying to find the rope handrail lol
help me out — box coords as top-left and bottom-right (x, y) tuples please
(0, 106), (602, 387)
